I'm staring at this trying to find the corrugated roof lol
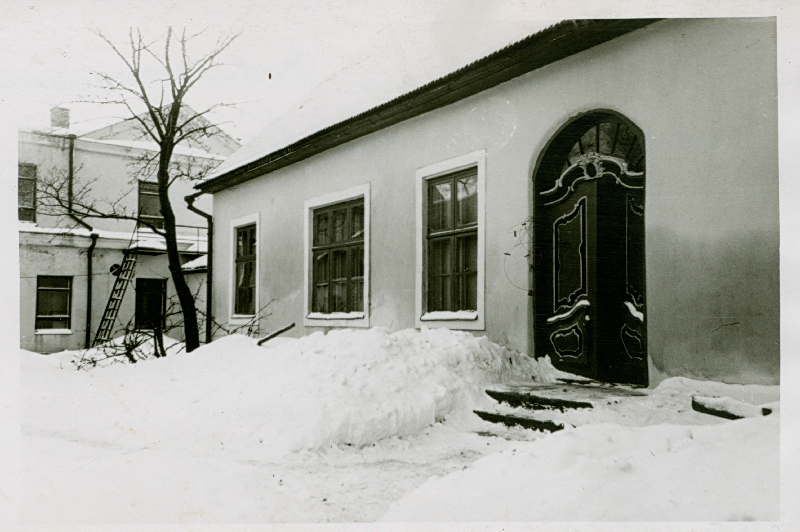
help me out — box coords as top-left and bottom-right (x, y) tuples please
(206, 20), (559, 182)
(197, 19), (660, 194)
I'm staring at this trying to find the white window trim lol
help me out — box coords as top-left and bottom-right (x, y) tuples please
(303, 183), (370, 328)
(415, 149), (486, 331)
(229, 212), (259, 324)
(34, 329), (73, 335)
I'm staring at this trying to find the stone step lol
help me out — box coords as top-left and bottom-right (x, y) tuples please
(485, 382), (648, 411)
(473, 409), (565, 433)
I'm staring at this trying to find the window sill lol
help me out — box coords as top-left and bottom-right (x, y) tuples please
(229, 314), (257, 327)
(35, 329), (73, 335)
(420, 311), (478, 321)
(306, 312), (365, 320)
(416, 310), (484, 331)
(305, 312), (369, 328)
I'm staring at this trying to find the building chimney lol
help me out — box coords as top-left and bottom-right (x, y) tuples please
(50, 107), (70, 129)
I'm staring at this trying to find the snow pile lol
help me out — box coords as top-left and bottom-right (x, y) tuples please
(383, 413), (779, 522)
(22, 331), (781, 524)
(26, 327), (559, 458)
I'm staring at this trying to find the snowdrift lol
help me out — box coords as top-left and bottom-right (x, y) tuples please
(383, 412), (779, 521)
(26, 327), (559, 457)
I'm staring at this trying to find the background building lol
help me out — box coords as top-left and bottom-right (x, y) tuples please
(19, 107), (240, 353)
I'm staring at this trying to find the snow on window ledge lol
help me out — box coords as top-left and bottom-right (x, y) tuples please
(34, 329), (73, 335)
(420, 311), (479, 322)
(229, 314), (256, 325)
(306, 312), (365, 321)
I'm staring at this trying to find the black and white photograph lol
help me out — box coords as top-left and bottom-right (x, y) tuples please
(0, 0), (796, 528)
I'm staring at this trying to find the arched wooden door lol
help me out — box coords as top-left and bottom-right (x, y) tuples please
(533, 113), (647, 385)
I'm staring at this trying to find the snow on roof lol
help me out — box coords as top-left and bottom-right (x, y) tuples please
(78, 137), (225, 160)
(19, 116), (122, 138)
(206, 20), (559, 181)
(20, 223), (207, 251)
(181, 255), (207, 272)
(21, 104), (239, 160)
(184, 240), (208, 253)
(19, 223), (127, 241)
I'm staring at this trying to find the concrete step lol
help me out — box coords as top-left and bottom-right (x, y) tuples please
(473, 409), (565, 433)
(485, 382), (648, 411)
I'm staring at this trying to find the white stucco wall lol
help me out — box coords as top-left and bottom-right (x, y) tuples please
(19, 231), (206, 353)
(210, 18), (778, 385)
(18, 133), (213, 234)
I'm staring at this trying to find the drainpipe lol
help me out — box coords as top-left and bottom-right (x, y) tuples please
(185, 191), (213, 344)
(64, 134), (99, 347)
(85, 232), (98, 348)
(65, 136), (91, 231)
(67, 134), (75, 213)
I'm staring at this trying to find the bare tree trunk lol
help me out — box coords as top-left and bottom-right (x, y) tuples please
(158, 157), (200, 352)
(153, 322), (167, 358)
(72, 28), (239, 353)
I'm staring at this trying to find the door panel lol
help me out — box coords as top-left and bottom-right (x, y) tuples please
(539, 185), (596, 373)
(135, 278), (166, 330)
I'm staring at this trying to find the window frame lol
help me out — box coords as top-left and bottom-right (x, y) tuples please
(138, 181), (165, 230)
(229, 212), (259, 322)
(35, 276), (73, 333)
(416, 150), (486, 330)
(18, 163), (37, 223)
(303, 184), (370, 328)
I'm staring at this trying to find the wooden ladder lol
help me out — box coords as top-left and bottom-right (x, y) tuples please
(92, 233), (138, 347)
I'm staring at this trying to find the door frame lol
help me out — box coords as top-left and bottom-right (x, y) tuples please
(530, 109), (647, 385)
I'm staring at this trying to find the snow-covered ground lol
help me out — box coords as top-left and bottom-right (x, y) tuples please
(19, 327), (779, 524)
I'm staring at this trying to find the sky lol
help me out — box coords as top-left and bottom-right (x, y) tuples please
(3, 0), (795, 146)
(0, 0), (559, 143)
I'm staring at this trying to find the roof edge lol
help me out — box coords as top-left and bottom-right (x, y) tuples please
(197, 18), (661, 194)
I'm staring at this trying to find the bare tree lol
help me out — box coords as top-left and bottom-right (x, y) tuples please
(41, 28), (238, 352)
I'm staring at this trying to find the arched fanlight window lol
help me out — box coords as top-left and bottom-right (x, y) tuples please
(561, 120), (644, 174)
(539, 117), (645, 206)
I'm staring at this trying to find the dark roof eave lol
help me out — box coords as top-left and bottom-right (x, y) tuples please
(196, 18), (661, 194)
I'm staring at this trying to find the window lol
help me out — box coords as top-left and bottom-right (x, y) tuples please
(234, 224), (257, 315)
(138, 181), (164, 229)
(36, 276), (72, 330)
(426, 168), (478, 312)
(304, 184), (370, 327)
(311, 199), (365, 314)
(416, 150), (485, 330)
(19, 163), (37, 222)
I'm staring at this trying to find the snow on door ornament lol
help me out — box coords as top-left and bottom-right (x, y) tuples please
(539, 152), (643, 206)
(552, 197), (587, 313)
(549, 195), (588, 360)
(622, 193), (645, 361)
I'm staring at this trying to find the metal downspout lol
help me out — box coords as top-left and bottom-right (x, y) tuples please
(185, 192), (213, 344)
(85, 233), (98, 348)
(63, 134), (98, 347)
(67, 134), (75, 213)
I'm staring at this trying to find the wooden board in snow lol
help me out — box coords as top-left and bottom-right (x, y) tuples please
(691, 395), (775, 420)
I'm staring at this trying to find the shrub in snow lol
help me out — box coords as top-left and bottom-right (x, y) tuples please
(73, 331), (184, 368)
